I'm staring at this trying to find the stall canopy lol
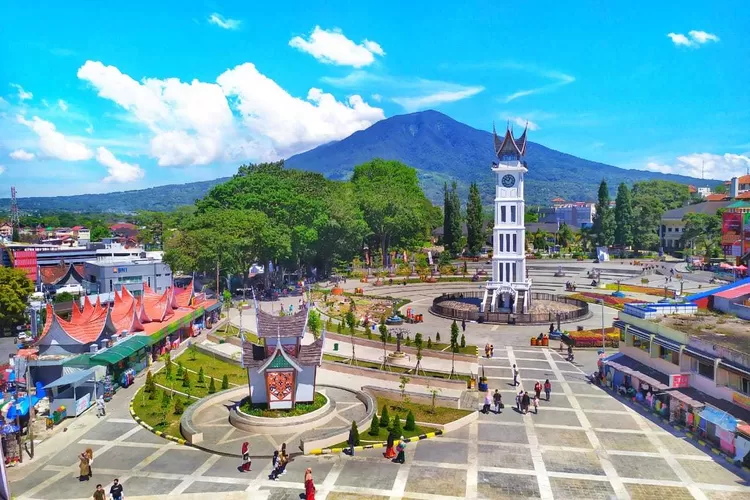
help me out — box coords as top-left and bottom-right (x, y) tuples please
(604, 357), (669, 391)
(89, 335), (153, 365)
(699, 406), (738, 432)
(43, 367), (98, 389)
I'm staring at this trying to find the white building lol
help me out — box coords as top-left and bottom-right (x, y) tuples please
(482, 125), (532, 313)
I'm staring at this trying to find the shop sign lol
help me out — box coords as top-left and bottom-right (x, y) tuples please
(76, 393), (91, 415)
(733, 391), (750, 411)
(669, 373), (690, 388)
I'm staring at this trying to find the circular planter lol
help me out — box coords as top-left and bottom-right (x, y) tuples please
(229, 392), (333, 435)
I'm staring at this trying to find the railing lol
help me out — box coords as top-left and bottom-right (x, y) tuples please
(431, 291), (589, 324)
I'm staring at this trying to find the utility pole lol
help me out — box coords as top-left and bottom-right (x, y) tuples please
(26, 364), (34, 459)
(215, 261), (220, 297)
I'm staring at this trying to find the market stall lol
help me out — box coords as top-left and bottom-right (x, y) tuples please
(88, 335), (152, 387)
(697, 406), (738, 455)
(43, 367), (99, 418)
(664, 389), (705, 427)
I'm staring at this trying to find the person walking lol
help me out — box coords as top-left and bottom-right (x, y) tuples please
(109, 479), (124, 500)
(384, 430), (397, 459)
(96, 394), (105, 418)
(348, 426), (356, 456)
(461, 319), (466, 332)
(492, 389), (502, 414)
(533, 394), (539, 414)
(490, 345), (494, 357)
(534, 381), (542, 400)
(78, 452), (91, 482)
(395, 436), (407, 464)
(512, 364), (519, 386)
(521, 391), (531, 414)
(240, 442), (251, 472)
(269, 451), (281, 480)
(516, 390), (523, 412)
(485, 343), (490, 358)
(279, 443), (289, 475)
(85, 448), (94, 479)
(482, 392), (491, 414)
(544, 379), (551, 401)
(93, 484), (105, 500)
(304, 468), (316, 500)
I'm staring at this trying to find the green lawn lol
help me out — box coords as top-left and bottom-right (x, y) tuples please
(376, 396), (473, 425)
(327, 326), (477, 355)
(172, 349), (248, 386)
(239, 392), (327, 418)
(323, 354), (471, 383)
(152, 369), (211, 400)
(132, 385), (185, 438)
(211, 324), (260, 344)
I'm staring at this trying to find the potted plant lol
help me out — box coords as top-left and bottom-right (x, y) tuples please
(478, 376), (488, 392)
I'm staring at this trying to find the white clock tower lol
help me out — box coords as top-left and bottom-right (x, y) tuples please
(482, 124), (532, 314)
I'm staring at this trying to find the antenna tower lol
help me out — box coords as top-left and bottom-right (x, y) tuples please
(9, 186), (20, 230)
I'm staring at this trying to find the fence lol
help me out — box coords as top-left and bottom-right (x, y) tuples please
(431, 292), (589, 324)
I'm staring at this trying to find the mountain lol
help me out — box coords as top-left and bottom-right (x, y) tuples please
(286, 110), (718, 205)
(1, 110), (718, 213)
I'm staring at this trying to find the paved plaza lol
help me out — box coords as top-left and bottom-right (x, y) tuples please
(11, 344), (750, 500)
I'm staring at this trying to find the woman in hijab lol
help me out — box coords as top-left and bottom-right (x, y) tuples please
(85, 448), (94, 478)
(395, 436), (407, 464)
(304, 468), (316, 500)
(384, 430), (397, 459)
(240, 442), (251, 472)
(78, 452), (91, 481)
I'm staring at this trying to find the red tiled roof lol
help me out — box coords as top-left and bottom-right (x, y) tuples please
(736, 192), (750, 200)
(688, 185), (697, 193)
(143, 288), (174, 322)
(551, 197), (565, 202)
(54, 305), (111, 344)
(110, 222), (137, 230)
(739, 174), (750, 184)
(706, 194), (729, 201)
(174, 281), (193, 308)
(39, 263), (85, 285)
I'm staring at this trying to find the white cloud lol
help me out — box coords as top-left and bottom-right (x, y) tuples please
(505, 116), (539, 131)
(503, 71), (575, 103)
(96, 147), (145, 183)
(290, 26), (385, 68)
(10, 83), (33, 101)
(208, 13), (241, 30)
(10, 149), (35, 161)
(0, 165), (5, 175)
(58, 99), (69, 111)
(370, 93), (382, 102)
(668, 30), (719, 48)
(16, 115), (93, 161)
(392, 86), (484, 112)
(0, 97), (8, 107)
(644, 153), (750, 179)
(78, 60), (384, 164)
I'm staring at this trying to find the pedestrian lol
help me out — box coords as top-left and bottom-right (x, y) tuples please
(109, 479), (124, 500)
(240, 442), (251, 472)
(395, 436), (406, 464)
(85, 448), (94, 478)
(348, 426), (356, 456)
(533, 394), (539, 414)
(544, 379), (551, 401)
(493, 389), (502, 414)
(93, 484), (105, 500)
(549, 322), (554, 334)
(484, 343), (490, 358)
(96, 394), (105, 418)
(384, 430), (397, 459)
(534, 381), (542, 400)
(512, 364), (519, 386)
(79, 452), (91, 481)
(516, 390), (523, 412)
(490, 345), (494, 357)
(305, 468), (316, 500)
(279, 443), (289, 475)
(482, 392), (491, 414)
(269, 450), (281, 480)
(461, 319), (466, 332)
(522, 391), (531, 414)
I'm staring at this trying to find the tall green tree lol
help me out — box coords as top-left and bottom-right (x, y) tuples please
(681, 213), (722, 258)
(557, 223), (574, 248)
(592, 180), (615, 246)
(449, 320), (460, 378)
(448, 182), (462, 255)
(0, 267), (34, 335)
(614, 183), (634, 247)
(631, 195), (665, 251)
(466, 182), (484, 255)
(632, 180), (689, 210)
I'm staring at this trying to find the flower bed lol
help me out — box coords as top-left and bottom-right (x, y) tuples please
(566, 327), (620, 347)
(569, 292), (645, 311)
(604, 283), (676, 298)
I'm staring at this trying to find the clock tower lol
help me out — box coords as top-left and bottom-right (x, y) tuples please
(482, 124), (532, 314)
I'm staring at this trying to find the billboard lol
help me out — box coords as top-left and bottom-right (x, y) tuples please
(722, 212), (742, 248)
(11, 250), (37, 281)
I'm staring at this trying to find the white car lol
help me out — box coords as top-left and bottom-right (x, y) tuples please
(56, 284), (84, 296)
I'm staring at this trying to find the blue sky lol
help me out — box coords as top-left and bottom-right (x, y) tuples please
(1, 1), (749, 197)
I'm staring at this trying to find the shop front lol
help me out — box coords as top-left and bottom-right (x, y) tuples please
(663, 389), (705, 427)
(696, 406), (738, 455)
(88, 335), (152, 388)
(43, 367), (101, 418)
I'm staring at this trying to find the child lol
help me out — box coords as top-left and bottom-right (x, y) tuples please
(269, 451), (281, 480)
(533, 394), (539, 414)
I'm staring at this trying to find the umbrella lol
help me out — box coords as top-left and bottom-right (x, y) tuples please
(720, 262), (732, 269)
(737, 265), (747, 271)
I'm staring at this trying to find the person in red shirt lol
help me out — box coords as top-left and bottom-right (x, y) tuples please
(534, 381), (542, 400)
(305, 468), (316, 500)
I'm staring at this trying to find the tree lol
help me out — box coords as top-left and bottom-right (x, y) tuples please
(714, 184), (728, 194)
(197, 366), (205, 385)
(592, 180), (614, 246)
(442, 182), (463, 256)
(632, 195), (665, 252)
(557, 223), (574, 248)
(614, 183), (634, 248)
(89, 224), (111, 242)
(307, 310), (322, 340)
(182, 370), (191, 388)
(414, 332), (424, 375)
(173, 397), (185, 415)
(208, 377), (216, 394)
(221, 374), (229, 390)
(165, 353), (172, 380)
(369, 414), (380, 436)
(379, 320), (389, 370)
(632, 180), (689, 210)
(345, 310), (357, 365)
(350, 421), (361, 446)
(681, 213), (723, 259)
(532, 229), (549, 251)
(466, 182), (484, 255)
(427, 337), (433, 349)
(53, 291), (75, 304)
(427, 386), (442, 414)
(0, 267), (34, 335)
(399, 375), (411, 405)
(450, 320), (459, 378)
(380, 405), (390, 427)
(390, 414), (402, 436)
(351, 159), (432, 266)
(160, 389), (171, 410)
(405, 410), (416, 431)
(460, 333), (466, 348)
(176, 362), (184, 378)
(11, 226), (19, 242)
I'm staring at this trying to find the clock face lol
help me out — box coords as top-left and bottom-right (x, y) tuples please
(501, 174), (516, 188)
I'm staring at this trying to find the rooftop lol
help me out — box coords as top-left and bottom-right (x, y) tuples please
(657, 313), (750, 353)
(661, 201), (732, 221)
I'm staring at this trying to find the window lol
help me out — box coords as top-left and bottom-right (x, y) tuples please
(668, 227), (672, 232)
(512, 234), (517, 252)
(501, 206), (506, 222)
(727, 371), (750, 395)
(498, 263), (503, 281)
(632, 336), (650, 353)
(505, 263), (510, 282)
(499, 234), (504, 252)
(659, 346), (679, 365)
(109, 279), (113, 292)
(506, 234), (511, 251)
(512, 263), (517, 282)
(148, 277), (151, 287)
(510, 206), (516, 222)
(691, 358), (714, 380)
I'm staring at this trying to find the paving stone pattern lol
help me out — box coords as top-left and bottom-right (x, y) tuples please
(10, 347), (750, 500)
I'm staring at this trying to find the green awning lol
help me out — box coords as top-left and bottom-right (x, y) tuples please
(90, 335), (153, 365)
(63, 354), (97, 367)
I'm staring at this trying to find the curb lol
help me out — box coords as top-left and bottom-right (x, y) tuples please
(308, 429), (444, 455)
(129, 396), (193, 448)
(603, 385), (747, 470)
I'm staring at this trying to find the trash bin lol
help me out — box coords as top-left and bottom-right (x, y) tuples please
(333, 343), (339, 351)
